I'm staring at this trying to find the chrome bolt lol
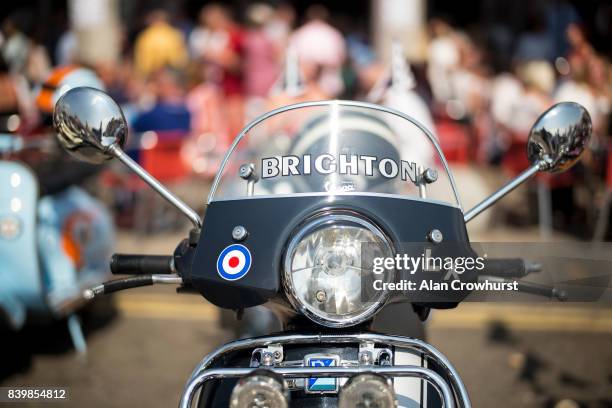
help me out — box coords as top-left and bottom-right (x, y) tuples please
(423, 168), (438, 183)
(315, 290), (327, 302)
(232, 225), (248, 241)
(428, 229), (443, 244)
(239, 163), (254, 179)
(261, 352), (274, 367)
(273, 350), (282, 360)
(359, 350), (373, 365)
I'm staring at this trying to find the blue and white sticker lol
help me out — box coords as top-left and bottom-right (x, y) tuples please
(305, 356), (339, 393)
(216, 244), (252, 281)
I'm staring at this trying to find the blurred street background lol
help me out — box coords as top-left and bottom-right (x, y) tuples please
(0, 0), (611, 407)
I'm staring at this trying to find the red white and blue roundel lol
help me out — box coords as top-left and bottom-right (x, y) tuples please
(217, 244), (252, 281)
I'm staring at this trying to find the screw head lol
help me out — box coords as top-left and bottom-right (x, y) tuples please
(428, 229), (443, 244)
(315, 290), (327, 302)
(358, 350), (373, 365)
(239, 163), (254, 179)
(423, 168), (438, 183)
(261, 352), (274, 366)
(232, 225), (248, 241)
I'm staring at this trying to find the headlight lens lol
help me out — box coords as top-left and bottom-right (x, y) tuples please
(284, 213), (394, 327)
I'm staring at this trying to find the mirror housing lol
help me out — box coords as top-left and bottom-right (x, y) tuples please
(52, 87), (202, 228)
(53, 87), (128, 164)
(527, 101), (592, 173)
(464, 102), (592, 223)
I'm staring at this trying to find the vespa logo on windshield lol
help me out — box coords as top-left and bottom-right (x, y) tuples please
(261, 154), (419, 184)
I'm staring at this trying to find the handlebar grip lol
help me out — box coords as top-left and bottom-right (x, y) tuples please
(483, 258), (541, 278)
(110, 254), (174, 275)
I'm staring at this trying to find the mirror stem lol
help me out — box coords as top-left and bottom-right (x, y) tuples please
(108, 145), (202, 229)
(464, 161), (543, 223)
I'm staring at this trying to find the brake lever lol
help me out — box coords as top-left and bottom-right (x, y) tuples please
(83, 274), (183, 299)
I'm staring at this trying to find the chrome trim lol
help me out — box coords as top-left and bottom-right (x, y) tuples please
(184, 333), (470, 408)
(463, 162), (541, 223)
(283, 212), (394, 328)
(180, 366), (454, 408)
(109, 145), (202, 229)
(207, 100), (463, 209)
(152, 274), (183, 284)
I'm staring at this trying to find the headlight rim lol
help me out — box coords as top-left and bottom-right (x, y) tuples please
(282, 210), (394, 328)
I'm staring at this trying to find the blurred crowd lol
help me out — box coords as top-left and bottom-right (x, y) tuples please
(0, 2), (611, 234)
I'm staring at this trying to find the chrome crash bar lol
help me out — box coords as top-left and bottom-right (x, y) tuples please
(180, 333), (471, 408)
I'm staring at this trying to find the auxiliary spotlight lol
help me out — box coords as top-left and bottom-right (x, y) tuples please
(339, 374), (396, 408)
(229, 370), (289, 408)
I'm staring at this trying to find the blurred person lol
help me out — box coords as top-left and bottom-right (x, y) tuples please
(450, 34), (491, 117)
(489, 72), (524, 161)
(190, 3), (245, 136)
(499, 61), (554, 175)
(289, 4), (346, 97)
(243, 3), (280, 118)
(555, 25), (609, 135)
(367, 42), (436, 167)
(514, 61), (555, 133)
(566, 23), (595, 66)
(544, 0), (580, 59)
(1, 15), (30, 74)
(132, 67), (190, 134)
(185, 61), (229, 144)
(23, 36), (51, 84)
(189, 3), (243, 91)
(0, 57), (19, 117)
(268, 51), (330, 110)
(133, 9), (188, 78)
(184, 61), (230, 177)
(55, 30), (78, 66)
(97, 60), (133, 105)
(426, 18), (461, 105)
(264, 47), (328, 137)
(514, 12), (555, 62)
(264, 2), (296, 52)
(0, 55), (36, 132)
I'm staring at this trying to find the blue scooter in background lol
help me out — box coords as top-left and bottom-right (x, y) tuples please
(0, 132), (115, 353)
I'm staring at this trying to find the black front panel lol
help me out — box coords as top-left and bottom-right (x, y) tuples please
(192, 194), (469, 309)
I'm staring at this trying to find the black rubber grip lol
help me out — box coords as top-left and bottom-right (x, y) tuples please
(102, 276), (154, 294)
(483, 258), (528, 278)
(517, 281), (566, 301)
(110, 254), (173, 275)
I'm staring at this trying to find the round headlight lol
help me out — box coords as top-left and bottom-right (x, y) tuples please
(283, 213), (394, 327)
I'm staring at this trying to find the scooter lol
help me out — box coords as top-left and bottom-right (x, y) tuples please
(53, 86), (590, 407)
(0, 132), (115, 353)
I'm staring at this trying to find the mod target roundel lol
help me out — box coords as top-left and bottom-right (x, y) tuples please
(216, 244), (252, 281)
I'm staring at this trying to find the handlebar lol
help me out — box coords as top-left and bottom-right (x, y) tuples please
(111, 254), (175, 275)
(84, 274), (183, 299)
(480, 258), (566, 301)
(82, 254), (180, 299)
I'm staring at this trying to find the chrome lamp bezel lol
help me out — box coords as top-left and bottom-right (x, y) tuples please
(282, 212), (394, 328)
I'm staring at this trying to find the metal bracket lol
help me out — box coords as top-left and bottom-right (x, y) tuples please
(358, 341), (393, 366)
(239, 163), (259, 196)
(250, 344), (284, 367)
